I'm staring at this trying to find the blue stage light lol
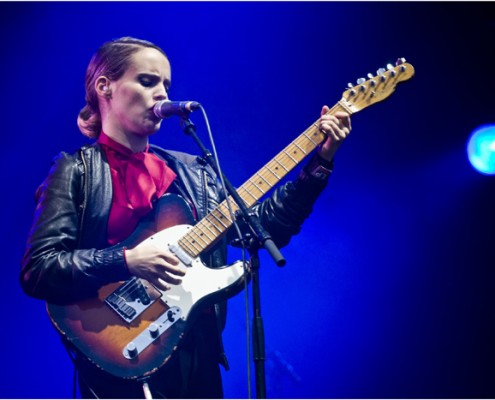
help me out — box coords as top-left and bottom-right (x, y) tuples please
(467, 125), (495, 175)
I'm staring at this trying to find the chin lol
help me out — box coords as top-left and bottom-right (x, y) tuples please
(145, 120), (162, 135)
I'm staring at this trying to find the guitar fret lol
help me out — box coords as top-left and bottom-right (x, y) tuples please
(220, 204), (234, 223)
(247, 178), (266, 194)
(182, 234), (202, 252)
(239, 187), (258, 202)
(273, 158), (290, 172)
(303, 131), (319, 146)
(266, 164), (281, 179)
(202, 218), (223, 235)
(256, 172), (271, 187)
(200, 218), (216, 237)
(210, 210), (229, 229)
(293, 141), (308, 155)
(178, 239), (196, 255)
(195, 225), (214, 242)
(189, 229), (209, 248)
(282, 149), (298, 164)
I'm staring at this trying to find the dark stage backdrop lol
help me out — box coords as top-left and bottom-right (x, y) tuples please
(1, 2), (494, 398)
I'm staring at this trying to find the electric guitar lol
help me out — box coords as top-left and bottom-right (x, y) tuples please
(47, 59), (415, 379)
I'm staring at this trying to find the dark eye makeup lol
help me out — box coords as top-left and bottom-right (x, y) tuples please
(138, 74), (171, 92)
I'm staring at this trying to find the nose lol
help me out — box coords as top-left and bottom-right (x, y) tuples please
(154, 85), (168, 101)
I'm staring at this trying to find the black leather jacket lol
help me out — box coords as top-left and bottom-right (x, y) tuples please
(20, 142), (331, 371)
(21, 142), (331, 301)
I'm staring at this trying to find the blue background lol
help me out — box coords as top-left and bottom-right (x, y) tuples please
(2, 2), (495, 398)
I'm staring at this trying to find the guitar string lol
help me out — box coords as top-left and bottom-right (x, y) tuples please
(112, 81), (376, 301)
(176, 102), (346, 258)
(109, 103), (353, 306)
(88, 67), (410, 383)
(109, 103), (350, 307)
(176, 103), (343, 259)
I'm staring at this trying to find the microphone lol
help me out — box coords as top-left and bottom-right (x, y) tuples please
(153, 100), (200, 119)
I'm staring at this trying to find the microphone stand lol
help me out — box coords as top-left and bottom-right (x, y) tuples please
(180, 117), (286, 399)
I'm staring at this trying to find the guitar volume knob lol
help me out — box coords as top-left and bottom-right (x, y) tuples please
(149, 323), (160, 338)
(126, 342), (138, 358)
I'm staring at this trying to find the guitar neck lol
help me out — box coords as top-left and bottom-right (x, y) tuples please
(178, 100), (354, 257)
(178, 60), (415, 257)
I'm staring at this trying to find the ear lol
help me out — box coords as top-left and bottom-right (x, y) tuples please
(95, 76), (111, 98)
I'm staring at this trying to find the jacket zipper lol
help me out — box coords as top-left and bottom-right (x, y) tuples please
(77, 149), (89, 248)
(201, 168), (209, 220)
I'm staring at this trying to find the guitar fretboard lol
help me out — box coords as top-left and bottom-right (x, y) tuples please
(178, 101), (352, 257)
(176, 60), (415, 257)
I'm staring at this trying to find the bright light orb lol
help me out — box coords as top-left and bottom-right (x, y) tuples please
(467, 125), (495, 175)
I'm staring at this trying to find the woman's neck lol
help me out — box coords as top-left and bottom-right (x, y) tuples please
(102, 128), (148, 153)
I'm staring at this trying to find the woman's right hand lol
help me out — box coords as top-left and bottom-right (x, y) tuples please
(124, 240), (187, 291)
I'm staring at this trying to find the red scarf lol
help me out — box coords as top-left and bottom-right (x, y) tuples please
(98, 132), (177, 245)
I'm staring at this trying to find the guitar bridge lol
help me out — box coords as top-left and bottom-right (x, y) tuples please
(105, 277), (162, 323)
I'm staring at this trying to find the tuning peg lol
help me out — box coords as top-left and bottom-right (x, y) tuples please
(365, 72), (377, 86)
(346, 82), (356, 96)
(396, 57), (408, 72)
(377, 67), (386, 82)
(385, 63), (398, 77)
(355, 78), (366, 92)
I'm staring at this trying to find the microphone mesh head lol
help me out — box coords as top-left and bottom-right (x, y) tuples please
(153, 100), (171, 119)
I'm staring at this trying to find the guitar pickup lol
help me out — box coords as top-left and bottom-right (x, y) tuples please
(105, 277), (162, 324)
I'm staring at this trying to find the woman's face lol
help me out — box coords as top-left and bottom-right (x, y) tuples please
(105, 47), (171, 137)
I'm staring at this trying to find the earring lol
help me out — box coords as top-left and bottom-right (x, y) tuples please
(102, 86), (108, 91)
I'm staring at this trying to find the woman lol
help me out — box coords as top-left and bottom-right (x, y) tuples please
(20, 37), (351, 398)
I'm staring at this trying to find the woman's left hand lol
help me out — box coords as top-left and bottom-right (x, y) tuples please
(318, 106), (352, 162)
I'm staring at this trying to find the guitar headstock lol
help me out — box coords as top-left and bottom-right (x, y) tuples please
(341, 58), (415, 113)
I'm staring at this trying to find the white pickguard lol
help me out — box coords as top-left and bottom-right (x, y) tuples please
(143, 224), (246, 319)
